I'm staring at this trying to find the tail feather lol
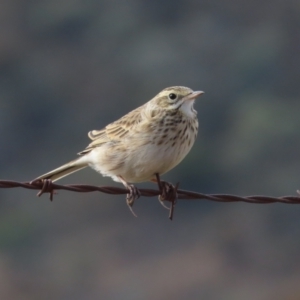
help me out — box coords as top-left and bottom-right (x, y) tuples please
(33, 158), (88, 182)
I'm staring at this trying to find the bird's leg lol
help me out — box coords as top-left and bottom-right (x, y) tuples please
(153, 174), (178, 220)
(152, 174), (174, 209)
(152, 174), (169, 209)
(118, 176), (140, 217)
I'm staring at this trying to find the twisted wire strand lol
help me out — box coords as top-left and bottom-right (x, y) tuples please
(0, 179), (299, 204)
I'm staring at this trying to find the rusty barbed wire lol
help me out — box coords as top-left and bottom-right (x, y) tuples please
(0, 179), (299, 203)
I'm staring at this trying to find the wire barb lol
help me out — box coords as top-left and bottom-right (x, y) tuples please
(34, 179), (55, 201)
(1, 180), (300, 219)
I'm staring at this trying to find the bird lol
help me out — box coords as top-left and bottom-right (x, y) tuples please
(33, 86), (204, 214)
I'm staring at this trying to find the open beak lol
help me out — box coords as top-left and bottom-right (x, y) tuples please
(185, 91), (205, 101)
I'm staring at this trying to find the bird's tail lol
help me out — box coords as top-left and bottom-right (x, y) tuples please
(33, 157), (88, 182)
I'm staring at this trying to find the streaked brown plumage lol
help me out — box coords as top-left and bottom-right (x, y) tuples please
(33, 86), (204, 209)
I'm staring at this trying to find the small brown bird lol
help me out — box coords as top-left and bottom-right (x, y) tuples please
(34, 86), (204, 212)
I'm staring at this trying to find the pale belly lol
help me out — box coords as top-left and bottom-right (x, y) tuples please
(87, 135), (195, 183)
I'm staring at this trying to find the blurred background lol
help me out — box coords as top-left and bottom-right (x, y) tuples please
(0, 0), (300, 299)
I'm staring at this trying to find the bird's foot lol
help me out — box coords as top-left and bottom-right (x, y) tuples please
(158, 180), (178, 208)
(125, 184), (141, 217)
(155, 174), (179, 220)
(118, 176), (140, 217)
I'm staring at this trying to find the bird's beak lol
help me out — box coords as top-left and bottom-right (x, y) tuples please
(185, 91), (205, 101)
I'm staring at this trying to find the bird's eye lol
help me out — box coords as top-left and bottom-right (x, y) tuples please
(168, 93), (177, 100)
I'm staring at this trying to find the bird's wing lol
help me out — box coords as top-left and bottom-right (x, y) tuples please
(78, 105), (144, 155)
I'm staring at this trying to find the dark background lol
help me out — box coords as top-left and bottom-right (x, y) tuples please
(0, 0), (300, 299)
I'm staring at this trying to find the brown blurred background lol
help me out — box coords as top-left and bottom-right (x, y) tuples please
(0, 0), (300, 299)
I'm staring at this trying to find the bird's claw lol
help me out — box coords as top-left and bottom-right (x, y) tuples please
(126, 184), (141, 217)
(158, 181), (174, 209)
(155, 174), (178, 220)
(158, 181), (177, 204)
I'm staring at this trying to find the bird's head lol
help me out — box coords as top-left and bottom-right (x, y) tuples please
(152, 86), (204, 118)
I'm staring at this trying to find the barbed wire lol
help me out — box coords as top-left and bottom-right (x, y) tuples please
(1, 179), (300, 220)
